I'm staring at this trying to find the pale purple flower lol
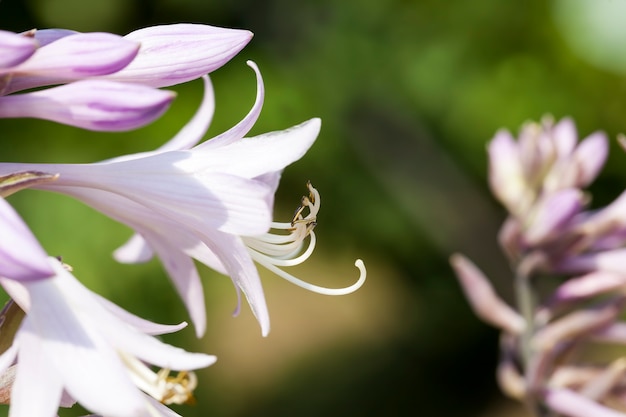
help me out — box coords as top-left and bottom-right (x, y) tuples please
(0, 62), (366, 337)
(0, 24), (251, 130)
(452, 116), (626, 416)
(104, 23), (253, 88)
(544, 388), (626, 417)
(2, 24), (252, 94)
(0, 79), (175, 131)
(488, 116), (608, 220)
(0, 257), (214, 417)
(4, 32), (140, 80)
(449, 254), (525, 334)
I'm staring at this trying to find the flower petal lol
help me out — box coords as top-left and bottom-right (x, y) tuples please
(0, 198), (54, 281)
(198, 61), (264, 150)
(144, 232), (207, 338)
(155, 75), (215, 152)
(525, 188), (584, 245)
(94, 293), (188, 336)
(0, 80), (175, 131)
(32, 29), (78, 47)
(12, 32), (139, 78)
(550, 271), (626, 304)
(106, 24), (253, 87)
(10, 322), (65, 417)
(543, 388), (626, 417)
(199, 231), (270, 336)
(487, 129), (525, 210)
(552, 117), (577, 158)
(571, 131), (608, 187)
(24, 273), (148, 417)
(450, 254), (525, 334)
(113, 232), (154, 263)
(0, 31), (37, 69)
(192, 118), (321, 179)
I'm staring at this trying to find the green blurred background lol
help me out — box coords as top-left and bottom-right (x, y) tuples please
(4, 0), (626, 416)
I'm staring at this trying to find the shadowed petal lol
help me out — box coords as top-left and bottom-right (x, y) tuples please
(571, 131), (608, 187)
(450, 254), (525, 334)
(0, 198), (54, 281)
(544, 388), (626, 417)
(525, 188), (584, 244)
(550, 271), (626, 304)
(0, 31), (37, 69)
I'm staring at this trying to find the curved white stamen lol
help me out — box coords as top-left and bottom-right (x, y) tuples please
(248, 231), (317, 267)
(257, 256), (367, 295)
(244, 182), (367, 295)
(121, 353), (197, 405)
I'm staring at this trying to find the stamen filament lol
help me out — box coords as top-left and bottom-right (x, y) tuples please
(248, 231), (317, 267)
(120, 353), (197, 405)
(256, 255), (367, 296)
(244, 182), (367, 295)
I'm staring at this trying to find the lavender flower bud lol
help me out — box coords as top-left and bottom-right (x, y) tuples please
(31, 28), (78, 47)
(0, 80), (175, 131)
(104, 24), (253, 87)
(524, 188), (584, 245)
(0, 31), (37, 69)
(13, 32), (140, 78)
(450, 254), (525, 334)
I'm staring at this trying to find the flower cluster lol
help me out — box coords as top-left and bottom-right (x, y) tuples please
(451, 116), (626, 417)
(0, 23), (365, 417)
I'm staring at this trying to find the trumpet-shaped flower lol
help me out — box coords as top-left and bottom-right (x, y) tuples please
(0, 257), (215, 417)
(0, 62), (366, 337)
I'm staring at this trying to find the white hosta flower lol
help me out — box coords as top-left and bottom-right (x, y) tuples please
(0, 257), (215, 417)
(0, 62), (366, 338)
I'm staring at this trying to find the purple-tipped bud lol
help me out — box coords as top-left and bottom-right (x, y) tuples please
(488, 129), (526, 211)
(552, 117), (577, 158)
(532, 298), (624, 351)
(524, 188), (584, 245)
(0, 198), (54, 281)
(557, 248), (626, 276)
(104, 24), (253, 87)
(0, 31), (37, 69)
(550, 271), (626, 304)
(32, 28), (79, 47)
(0, 80), (175, 131)
(450, 254), (526, 334)
(543, 388), (626, 417)
(11, 32), (140, 78)
(568, 131), (609, 188)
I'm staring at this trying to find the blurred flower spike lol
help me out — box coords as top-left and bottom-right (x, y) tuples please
(451, 116), (626, 417)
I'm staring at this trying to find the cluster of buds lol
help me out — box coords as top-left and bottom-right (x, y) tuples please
(451, 116), (626, 417)
(0, 22), (365, 417)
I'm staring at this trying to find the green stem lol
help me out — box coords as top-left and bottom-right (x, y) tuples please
(515, 267), (536, 367)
